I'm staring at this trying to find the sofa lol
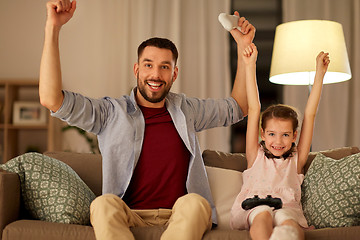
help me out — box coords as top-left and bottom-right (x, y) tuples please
(0, 146), (359, 240)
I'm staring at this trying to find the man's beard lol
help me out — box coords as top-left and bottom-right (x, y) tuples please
(137, 75), (172, 103)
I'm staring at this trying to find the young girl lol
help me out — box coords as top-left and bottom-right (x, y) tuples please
(230, 43), (330, 240)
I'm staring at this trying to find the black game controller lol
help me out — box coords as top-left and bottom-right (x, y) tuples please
(241, 195), (283, 210)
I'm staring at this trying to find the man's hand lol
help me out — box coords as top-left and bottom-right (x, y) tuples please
(229, 13), (255, 117)
(46, 0), (76, 28)
(316, 51), (330, 76)
(229, 11), (256, 49)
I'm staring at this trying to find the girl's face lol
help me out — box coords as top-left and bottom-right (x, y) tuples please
(261, 118), (297, 157)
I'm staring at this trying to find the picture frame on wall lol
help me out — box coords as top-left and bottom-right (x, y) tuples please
(12, 101), (47, 125)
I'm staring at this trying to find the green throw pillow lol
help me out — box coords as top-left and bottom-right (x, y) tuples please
(0, 152), (96, 225)
(301, 153), (360, 228)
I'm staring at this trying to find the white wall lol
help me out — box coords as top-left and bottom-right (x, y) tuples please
(0, 1), (46, 79)
(0, 0), (136, 98)
(0, 0), (114, 153)
(1, 0), (233, 153)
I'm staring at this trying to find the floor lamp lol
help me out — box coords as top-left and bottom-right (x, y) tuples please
(269, 20), (352, 150)
(270, 20), (352, 89)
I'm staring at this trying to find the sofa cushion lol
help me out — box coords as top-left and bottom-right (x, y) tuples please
(0, 153), (96, 225)
(3, 220), (167, 240)
(205, 166), (243, 230)
(301, 152), (360, 228)
(3, 220), (96, 240)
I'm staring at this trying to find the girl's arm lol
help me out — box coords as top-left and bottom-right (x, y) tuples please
(297, 52), (330, 172)
(243, 44), (261, 168)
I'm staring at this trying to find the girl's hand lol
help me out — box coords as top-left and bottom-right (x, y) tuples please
(242, 43), (258, 65)
(316, 51), (330, 76)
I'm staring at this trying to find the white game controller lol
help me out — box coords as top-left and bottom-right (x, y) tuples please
(218, 13), (241, 32)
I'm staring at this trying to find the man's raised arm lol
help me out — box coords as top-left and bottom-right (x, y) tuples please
(229, 11), (256, 117)
(39, 0), (76, 112)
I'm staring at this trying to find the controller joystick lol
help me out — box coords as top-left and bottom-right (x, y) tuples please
(218, 13), (241, 32)
(241, 195), (283, 210)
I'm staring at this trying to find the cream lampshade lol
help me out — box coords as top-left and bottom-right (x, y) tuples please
(269, 20), (352, 85)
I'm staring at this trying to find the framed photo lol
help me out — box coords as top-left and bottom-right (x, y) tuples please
(13, 101), (47, 125)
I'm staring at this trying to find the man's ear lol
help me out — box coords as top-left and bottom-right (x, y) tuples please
(172, 66), (179, 82)
(133, 62), (139, 78)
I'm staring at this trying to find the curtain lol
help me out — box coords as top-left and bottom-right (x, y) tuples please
(282, 0), (360, 151)
(59, 0), (232, 152)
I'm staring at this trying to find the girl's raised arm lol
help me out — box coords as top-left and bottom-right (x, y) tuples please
(243, 44), (261, 168)
(297, 52), (330, 172)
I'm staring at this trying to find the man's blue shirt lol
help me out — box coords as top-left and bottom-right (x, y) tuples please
(51, 88), (243, 223)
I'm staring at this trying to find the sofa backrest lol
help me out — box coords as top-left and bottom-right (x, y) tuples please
(44, 151), (102, 196)
(203, 146), (360, 173)
(45, 146), (360, 196)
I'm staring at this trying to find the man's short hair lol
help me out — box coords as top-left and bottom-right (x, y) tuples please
(137, 37), (178, 65)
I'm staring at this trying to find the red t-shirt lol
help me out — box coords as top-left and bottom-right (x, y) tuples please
(123, 105), (190, 209)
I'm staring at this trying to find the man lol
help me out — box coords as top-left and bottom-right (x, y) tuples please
(39, 1), (255, 239)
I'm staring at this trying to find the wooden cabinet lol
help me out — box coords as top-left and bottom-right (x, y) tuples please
(0, 79), (62, 163)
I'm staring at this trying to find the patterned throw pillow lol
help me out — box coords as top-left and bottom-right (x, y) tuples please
(0, 152), (96, 225)
(301, 153), (360, 228)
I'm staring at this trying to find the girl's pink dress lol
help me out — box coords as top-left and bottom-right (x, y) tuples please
(230, 145), (308, 230)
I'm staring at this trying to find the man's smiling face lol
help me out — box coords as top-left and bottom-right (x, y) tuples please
(134, 46), (178, 108)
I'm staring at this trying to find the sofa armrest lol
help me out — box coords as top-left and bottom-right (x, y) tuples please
(0, 170), (21, 239)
